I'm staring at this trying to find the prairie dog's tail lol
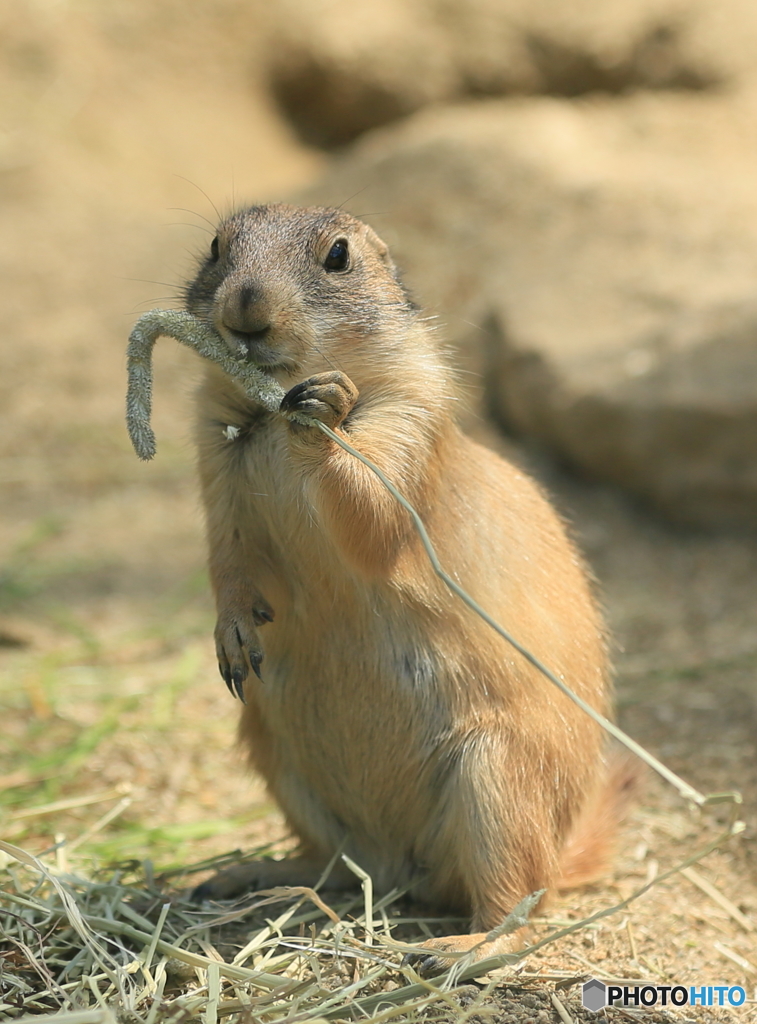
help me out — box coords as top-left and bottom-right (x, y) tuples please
(558, 749), (643, 890)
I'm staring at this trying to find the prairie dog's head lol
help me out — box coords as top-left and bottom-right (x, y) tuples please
(185, 204), (417, 379)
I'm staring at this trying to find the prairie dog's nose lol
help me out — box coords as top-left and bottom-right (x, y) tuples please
(221, 283), (270, 336)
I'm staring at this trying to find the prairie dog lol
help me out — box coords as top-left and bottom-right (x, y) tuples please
(186, 203), (623, 969)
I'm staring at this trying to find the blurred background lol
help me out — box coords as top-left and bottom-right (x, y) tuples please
(1, 0), (756, 983)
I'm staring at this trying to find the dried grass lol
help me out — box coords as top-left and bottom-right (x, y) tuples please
(1, 812), (752, 1022)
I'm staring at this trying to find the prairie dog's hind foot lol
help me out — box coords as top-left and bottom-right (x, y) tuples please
(190, 854), (356, 902)
(402, 930), (521, 978)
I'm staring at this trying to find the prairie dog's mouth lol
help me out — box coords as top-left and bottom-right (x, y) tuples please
(222, 326), (274, 362)
(220, 326), (297, 374)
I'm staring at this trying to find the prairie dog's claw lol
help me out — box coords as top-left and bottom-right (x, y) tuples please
(250, 651), (263, 681)
(215, 612), (266, 699)
(230, 667), (247, 703)
(401, 951), (448, 977)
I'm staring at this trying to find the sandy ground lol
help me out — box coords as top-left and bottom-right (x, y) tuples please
(1, 2), (756, 1018)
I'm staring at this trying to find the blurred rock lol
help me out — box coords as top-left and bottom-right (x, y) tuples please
(300, 92), (757, 527)
(264, 0), (757, 145)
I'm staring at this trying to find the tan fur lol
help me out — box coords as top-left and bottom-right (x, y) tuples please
(185, 204), (628, 968)
(558, 749), (641, 891)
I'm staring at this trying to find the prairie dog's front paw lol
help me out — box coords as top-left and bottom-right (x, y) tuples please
(215, 603), (272, 700)
(280, 371), (358, 429)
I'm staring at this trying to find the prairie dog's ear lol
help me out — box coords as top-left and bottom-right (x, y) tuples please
(363, 224), (396, 270)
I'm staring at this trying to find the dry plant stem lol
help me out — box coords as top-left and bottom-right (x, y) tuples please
(9, 1013), (118, 1024)
(550, 992), (576, 1024)
(714, 942), (757, 974)
(680, 865), (755, 932)
(125, 310), (742, 812)
(341, 853), (374, 945)
(126, 310), (294, 461)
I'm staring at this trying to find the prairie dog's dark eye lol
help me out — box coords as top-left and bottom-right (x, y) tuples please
(324, 239), (349, 271)
(210, 236), (219, 261)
